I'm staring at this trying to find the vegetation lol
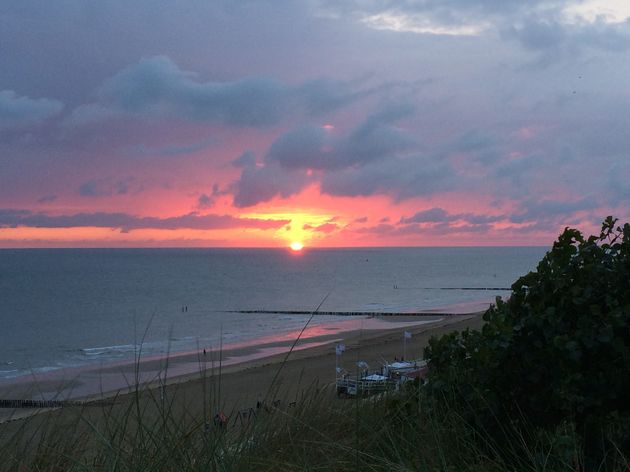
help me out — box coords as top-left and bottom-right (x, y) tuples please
(1, 217), (628, 470)
(425, 216), (630, 469)
(0, 381), (592, 471)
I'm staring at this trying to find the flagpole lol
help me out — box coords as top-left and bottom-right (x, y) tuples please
(335, 349), (338, 384)
(403, 332), (406, 361)
(335, 344), (345, 384)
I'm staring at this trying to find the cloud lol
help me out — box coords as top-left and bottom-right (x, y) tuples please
(231, 105), (424, 206)
(399, 207), (505, 228)
(197, 194), (214, 209)
(509, 198), (599, 224)
(79, 177), (142, 197)
(388, 199), (601, 238)
(505, 17), (630, 65)
(0, 208), (289, 232)
(318, 0), (543, 36)
(232, 162), (311, 208)
(606, 161), (630, 203)
(303, 222), (338, 233)
(400, 207), (451, 224)
(129, 136), (216, 157)
(360, 11), (489, 36)
(70, 56), (370, 127)
(321, 1), (630, 64)
(196, 184), (225, 209)
(397, 201), (599, 234)
(320, 155), (452, 199)
(232, 151), (257, 168)
(37, 195), (57, 204)
(297, 78), (374, 115)
(355, 217), (496, 237)
(0, 90), (63, 127)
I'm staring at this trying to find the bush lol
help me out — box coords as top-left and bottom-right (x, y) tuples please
(424, 217), (630, 465)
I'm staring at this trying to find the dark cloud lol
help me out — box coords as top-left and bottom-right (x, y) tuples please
(353, 223), (397, 235)
(505, 17), (630, 65)
(320, 155), (452, 199)
(69, 56), (371, 127)
(196, 184), (225, 209)
(607, 162), (630, 203)
(232, 162), (311, 208)
(232, 151), (257, 168)
(197, 194), (214, 209)
(267, 126), (329, 169)
(449, 129), (502, 164)
(356, 219), (493, 237)
(37, 195), (57, 204)
(268, 104), (415, 171)
(0, 90), (63, 127)
(398, 202), (599, 232)
(510, 198), (599, 224)
(296, 77), (375, 115)
(400, 208), (505, 227)
(0, 208), (289, 232)
(79, 177), (141, 197)
(400, 207), (451, 224)
(231, 106), (425, 206)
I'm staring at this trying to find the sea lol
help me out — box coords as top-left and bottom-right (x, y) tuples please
(0, 247), (545, 394)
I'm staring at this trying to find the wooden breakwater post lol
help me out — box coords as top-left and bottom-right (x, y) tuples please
(227, 309), (474, 316)
(0, 399), (112, 409)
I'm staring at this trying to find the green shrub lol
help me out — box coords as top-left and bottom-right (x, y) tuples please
(425, 217), (630, 465)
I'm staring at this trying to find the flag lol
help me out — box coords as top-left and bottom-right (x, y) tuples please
(335, 344), (346, 356)
(404, 331), (412, 339)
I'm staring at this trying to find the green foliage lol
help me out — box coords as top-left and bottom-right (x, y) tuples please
(425, 217), (630, 464)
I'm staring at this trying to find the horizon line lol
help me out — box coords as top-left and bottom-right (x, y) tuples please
(0, 244), (549, 250)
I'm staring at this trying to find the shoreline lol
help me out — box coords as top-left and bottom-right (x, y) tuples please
(0, 298), (495, 403)
(0, 316), (443, 400)
(0, 311), (486, 425)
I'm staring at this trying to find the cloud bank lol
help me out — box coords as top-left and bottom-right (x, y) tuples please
(0, 209), (289, 232)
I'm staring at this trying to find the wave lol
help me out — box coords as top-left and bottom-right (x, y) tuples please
(0, 365), (62, 380)
(81, 343), (143, 357)
(0, 369), (20, 377)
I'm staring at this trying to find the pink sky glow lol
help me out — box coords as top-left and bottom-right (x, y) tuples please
(1, 2), (629, 247)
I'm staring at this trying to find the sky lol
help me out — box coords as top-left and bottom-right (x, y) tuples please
(1, 0), (630, 248)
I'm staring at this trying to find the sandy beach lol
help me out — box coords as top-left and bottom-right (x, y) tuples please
(0, 311), (485, 435)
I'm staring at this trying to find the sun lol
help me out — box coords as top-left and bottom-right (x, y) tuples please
(290, 241), (304, 251)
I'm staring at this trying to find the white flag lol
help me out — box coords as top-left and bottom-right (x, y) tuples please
(404, 331), (412, 339)
(335, 344), (346, 355)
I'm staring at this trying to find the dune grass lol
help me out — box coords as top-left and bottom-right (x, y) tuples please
(3, 368), (627, 471)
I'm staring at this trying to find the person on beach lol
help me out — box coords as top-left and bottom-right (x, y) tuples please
(214, 412), (228, 429)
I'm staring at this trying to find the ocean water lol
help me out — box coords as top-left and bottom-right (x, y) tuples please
(0, 247), (545, 382)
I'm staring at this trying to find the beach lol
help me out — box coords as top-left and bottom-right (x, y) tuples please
(0, 311), (484, 434)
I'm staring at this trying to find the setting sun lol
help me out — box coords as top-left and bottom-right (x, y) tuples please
(290, 242), (304, 251)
